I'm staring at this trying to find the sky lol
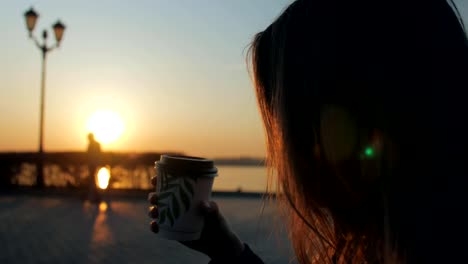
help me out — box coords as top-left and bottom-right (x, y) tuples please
(1, 0), (467, 158)
(0, 0), (292, 157)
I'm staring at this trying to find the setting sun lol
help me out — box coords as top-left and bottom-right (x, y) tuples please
(86, 110), (124, 144)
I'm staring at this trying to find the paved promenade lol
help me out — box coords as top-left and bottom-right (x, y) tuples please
(0, 193), (295, 264)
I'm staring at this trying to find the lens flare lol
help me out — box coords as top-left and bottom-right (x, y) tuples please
(364, 147), (374, 157)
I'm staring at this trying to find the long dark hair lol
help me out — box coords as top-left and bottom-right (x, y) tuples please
(250, 0), (468, 262)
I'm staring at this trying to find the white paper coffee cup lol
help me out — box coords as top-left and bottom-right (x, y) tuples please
(154, 155), (218, 241)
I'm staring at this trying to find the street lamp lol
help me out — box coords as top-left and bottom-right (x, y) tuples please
(24, 7), (66, 188)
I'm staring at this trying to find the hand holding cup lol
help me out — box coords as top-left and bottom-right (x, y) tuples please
(148, 155), (244, 260)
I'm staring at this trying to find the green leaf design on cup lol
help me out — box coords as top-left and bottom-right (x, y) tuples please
(167, 209), (174, 226)
(167, 183), (179, 190)
(157, 202), (167, 208)
(157, 172), (196, 227)
(172, 194), (180, 219)
(183, 178), (195, 196)
(159, 209), (167, 225)
(167, 176), (180, 183)
(158, 191), (172, 201)
(180, 185), (191, 211)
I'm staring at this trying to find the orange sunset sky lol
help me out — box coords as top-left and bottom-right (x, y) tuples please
(0, 0), (299, 157)
(1, 1), (467, 158)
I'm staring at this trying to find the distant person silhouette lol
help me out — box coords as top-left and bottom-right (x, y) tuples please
(87, 133), (101, 203)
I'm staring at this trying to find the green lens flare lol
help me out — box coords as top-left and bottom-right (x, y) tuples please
(364, 147), (374, 157)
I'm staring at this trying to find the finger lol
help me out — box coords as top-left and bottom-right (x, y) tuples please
(147, 192), (158, 205)
(200, 201), (229, 228)
(148, 206), (159, 219)
(151, 176), (158, 186)
(150, 220), (159, 233)
(200, 200), (219, 215)
(199, 201), (222, 223)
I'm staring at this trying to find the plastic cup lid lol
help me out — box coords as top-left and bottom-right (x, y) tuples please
(155, 155), (218, 177)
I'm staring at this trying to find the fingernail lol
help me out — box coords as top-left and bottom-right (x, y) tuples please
(149, 206), (159, 218)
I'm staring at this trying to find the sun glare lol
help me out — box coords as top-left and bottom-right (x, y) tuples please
(87, 110), (124, 144)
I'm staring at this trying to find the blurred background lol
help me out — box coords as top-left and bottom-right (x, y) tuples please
(0, 0), (303, 193)
(1, 0), (467, 192)
(1, 2), (296, 262)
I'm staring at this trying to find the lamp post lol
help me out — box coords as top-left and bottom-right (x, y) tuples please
(24, 7), (66, 188)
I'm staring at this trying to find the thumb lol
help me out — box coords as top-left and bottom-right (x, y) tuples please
(200, 201), (219, 216)
(199, 201), (232, 238)
(200, 201), (225, 224)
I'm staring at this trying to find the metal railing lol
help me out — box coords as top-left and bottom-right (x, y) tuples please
(0, 152), (182, 190)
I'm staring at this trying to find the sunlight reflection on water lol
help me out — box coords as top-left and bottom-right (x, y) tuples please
(99, 201), (108, 212)
(213, 166), (269, 192)
(91, 201), (113, 244)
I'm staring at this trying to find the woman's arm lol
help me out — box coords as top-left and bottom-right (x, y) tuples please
(148, 176), (265, 263)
